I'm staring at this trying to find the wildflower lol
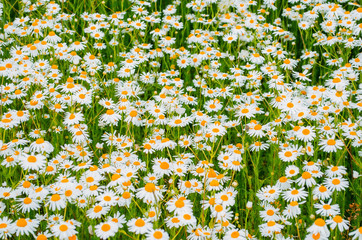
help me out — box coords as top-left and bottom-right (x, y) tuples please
(94, 221), (118, 239)
(127, 218), (153, 235)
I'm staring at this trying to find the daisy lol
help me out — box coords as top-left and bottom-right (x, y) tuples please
(296, 126), (316, 142)
(29, 138), (54, 153)
(282, 187), (308, 202)
(349, 227), (362, 240)
(87, 205), (110, 219)
(18, 153), (46, 171)
(314, 199), (340, 217)
(259, 220), (284, 237)
(324, 176), (349, 192)
(312, 184), (332, 201)
(319, 137), (344, 152)
(260, 204), (281, 222)
(16, 196), (40, 213)
(0, 216), (14, 239)
(307, 218), (330, 238)
(146, 229), (170, 240)
(256, 185), (281, 203)
(14, 218), (39, 237)
(295, 171), (316, 187)
(47, 193), (67, 211)
(51, 220), (78, 240)
(283, 201), (304, 219)
(326, 215), (349, 232)
(127, 218), (153, 235)
(94, 221), (118, 239)
(136, 182), (164, 204)
(325, 165), (347, 177)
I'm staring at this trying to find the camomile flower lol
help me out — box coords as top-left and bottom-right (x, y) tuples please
(296, 126), (316, 142)
(326, 215), (349, 232)
(349, 227), (362, 240)
(282, 201), (304, 219)
(307, 218), (330, 238)
(312, 184), (332, 201)
(19, 153), (46, 171)
(94, 221), (118, 239)
(319, 137), (344, 153)
(14, 218), (39, 237)
(314, 199), (340, 217)
(324, 176), (349, 192)
(0, 216), (14, 239)
(136, 182), (164, 204)
(47, 193), (67, 211)
(279, 148), (299, 162)
(29, 138), (54, 153)
(325, 165), (347, 177)
(146, 229), (170, 240)
(63, 112), (84, 126)
(51, 220), (78, 240)
(127, 218), (153, 235)
(259, 220), (284, 237)
(256, 185), (281, 203)
(295, 171), (316, 187)
(282, 187), (308, 202)
(16, 196), (41, 213)
(260, 204), (281, 222)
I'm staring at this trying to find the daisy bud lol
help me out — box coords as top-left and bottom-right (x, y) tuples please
(232, 181), (238, 187)
(301, 148), (306, 154)
(246, 201), (253, 209)
(88, 225), (93, 235)
(292, 42), (295, 45)
(69, 39), (73, 43)
(313, 196), (318, 201)
(310, 214), (315, 220)
(353, 171), (360, 179)
(265, 112), (269, 116)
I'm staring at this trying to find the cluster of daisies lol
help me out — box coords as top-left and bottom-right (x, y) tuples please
(0, 0), (361, 239)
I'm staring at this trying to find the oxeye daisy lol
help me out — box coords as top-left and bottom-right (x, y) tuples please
(94, 221), (118, 239)
(282, 187), (308, 202)
(319, 137), (344, 153)
(29, 138), (54, 153)
(146, 229), (170, 240)
(0, 216), (14, 239)
(127, 218), (153, 235)
(295, 171), (316, 187)
(349, 227), (362, 240)
(314, 199), (340, 217)
(312, 184), (332, 201)
(14, 218), (39, 236)
(282, 201), (304, 219)
(307, 218), (330, 238)
(324, 176), (349, 192)
(51, 220), (78, 240)
(18, 153), (46, 171)
(259, 220), (284, 237)
(136, 182), (164, 204)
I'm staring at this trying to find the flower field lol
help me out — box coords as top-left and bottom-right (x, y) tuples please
(0, 0), (361, 239)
